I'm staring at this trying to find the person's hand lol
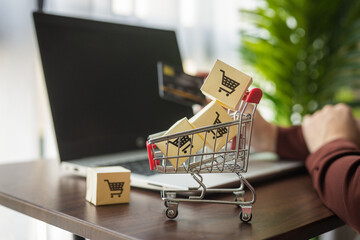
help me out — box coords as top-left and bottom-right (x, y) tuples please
(302, 103), (360, 153)
(249, 108), (277, 153)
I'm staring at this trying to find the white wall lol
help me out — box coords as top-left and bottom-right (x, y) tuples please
(0, 0), (39, 163)
(0, 1), (49, 239)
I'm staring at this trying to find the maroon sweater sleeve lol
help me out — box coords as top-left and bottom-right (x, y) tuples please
(276, 126), (309, 161)
(276, 126), (360, 233)
(306, 139), (360, 233)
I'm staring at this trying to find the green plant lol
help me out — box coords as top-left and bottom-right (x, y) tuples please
(240, 0), (360, 125)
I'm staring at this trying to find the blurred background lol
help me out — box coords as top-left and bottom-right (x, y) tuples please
(0, 0), (359, 239)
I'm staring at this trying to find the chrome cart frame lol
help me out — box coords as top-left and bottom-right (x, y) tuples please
(146, 88), (262, 222)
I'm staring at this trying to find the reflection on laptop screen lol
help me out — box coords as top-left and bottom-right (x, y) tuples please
(33, 12), (193, 161)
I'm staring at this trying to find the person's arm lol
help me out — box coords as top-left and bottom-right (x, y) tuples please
(250, 108), (309, 160)
(302, 104), (360, 233)
(305, 139), (360, 233)
(276, 126), (309, 161)
(253, 104), (360, 233)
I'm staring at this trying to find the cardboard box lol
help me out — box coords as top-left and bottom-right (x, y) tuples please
(86, 166), (130, 206)
(201, 59), (252, 110)
(156, 117), (203, 168)
(190, 100), (238, 151)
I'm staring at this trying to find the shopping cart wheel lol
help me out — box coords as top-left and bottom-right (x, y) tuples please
(166, 208), (178, 219)
(239, 207), (252, 223)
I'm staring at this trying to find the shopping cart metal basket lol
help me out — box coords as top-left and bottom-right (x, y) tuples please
(146, 88), (262, 222)
(104, 179), (124, 198)
(218, 69), (240, 96)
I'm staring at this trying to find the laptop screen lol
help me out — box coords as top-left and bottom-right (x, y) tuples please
(33, 12), (194, 161)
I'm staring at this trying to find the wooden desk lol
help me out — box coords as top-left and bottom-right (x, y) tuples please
(0, 160), (343, 240)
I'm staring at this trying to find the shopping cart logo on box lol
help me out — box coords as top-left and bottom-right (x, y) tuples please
(218, 69), (240, 96)
(147, 88), (263, 222)
(167, 135), (193, 154)
(104, 179), (124, 198)
(208, 111), (228, 139)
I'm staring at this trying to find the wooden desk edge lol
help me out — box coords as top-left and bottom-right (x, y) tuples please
(268, 215), (344, 240)
(0, 191), (134, 240)
(0, 161), (346, 240)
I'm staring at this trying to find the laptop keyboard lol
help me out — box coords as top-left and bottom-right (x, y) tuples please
(99, 159), (157, 176)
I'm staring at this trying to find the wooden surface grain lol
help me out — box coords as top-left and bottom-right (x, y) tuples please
(0, 160), (343, 240)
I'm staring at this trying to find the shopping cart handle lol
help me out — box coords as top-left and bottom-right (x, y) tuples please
(246, 88), (263, 104)
(242, 90), (249, 101)
(146, 141), (157, 171)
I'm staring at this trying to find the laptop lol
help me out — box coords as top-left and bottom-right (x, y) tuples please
(33, 11), (303, 191)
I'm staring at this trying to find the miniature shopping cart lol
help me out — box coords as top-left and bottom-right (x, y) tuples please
(218, 69), (240, 96)
(146, 88), (262, 222)
(104, 179), (124, 198)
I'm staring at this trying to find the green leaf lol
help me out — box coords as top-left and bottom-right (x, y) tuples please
(239, 0), (360, 125)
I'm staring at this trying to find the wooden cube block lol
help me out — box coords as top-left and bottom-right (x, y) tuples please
(156, 117), (203, 168)
(190, 100), (238, 152)
(86, 166), (130, 206)
(201, 59), (252, 110)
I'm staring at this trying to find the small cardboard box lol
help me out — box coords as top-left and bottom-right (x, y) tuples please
(190, 100), (238, 152)
(201, 59), (252, 110)
(86, 166), (130, 206)
(156, 117), (203, 168)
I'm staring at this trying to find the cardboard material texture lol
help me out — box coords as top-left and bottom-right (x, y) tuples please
(156, 117), (203, 168)
(190, 100), (237, 152)
(201, 59), (252, 110)
(86, 166), (130, 206)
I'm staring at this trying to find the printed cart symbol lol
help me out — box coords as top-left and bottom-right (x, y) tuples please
(208, 112), (228, 139)
(218, 69), (240, 96)
(168, 136), (193, 153)
(104, 179), (124, 198)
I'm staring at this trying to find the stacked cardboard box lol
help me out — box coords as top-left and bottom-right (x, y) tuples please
(157, 60), (253, 168)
